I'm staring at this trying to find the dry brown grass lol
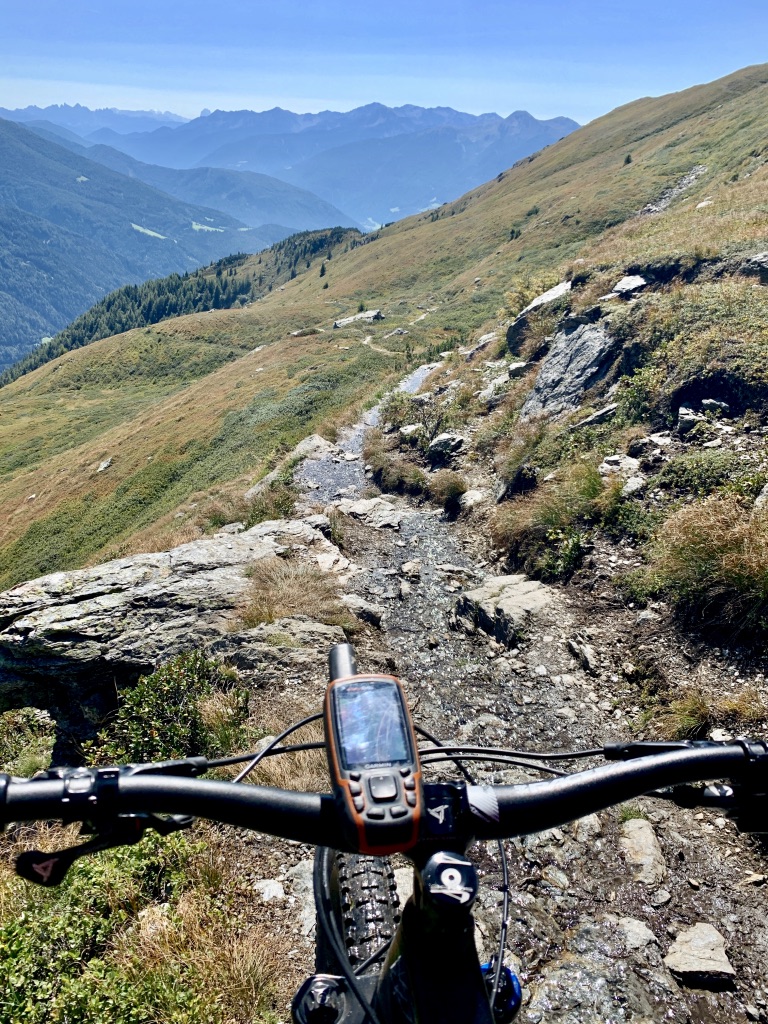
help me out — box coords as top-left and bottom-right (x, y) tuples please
(652, 684), (768, 739)
(112, 890), (286, 1024)
(239, 555), (352, 629)
(642, 495), (768, 634)
(490, 462), (604, 547)
(243, 721), (329, 793)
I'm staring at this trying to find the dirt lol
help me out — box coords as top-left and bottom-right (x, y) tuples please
(223, 364), (768, 1023)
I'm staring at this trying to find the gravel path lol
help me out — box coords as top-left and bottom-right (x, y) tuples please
(292, 366), (768, 1024)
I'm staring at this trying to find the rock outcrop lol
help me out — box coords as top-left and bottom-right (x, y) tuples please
(519, 321), (620, 420)
(453, 573), (555, 646)
(0, 517), (350, 744)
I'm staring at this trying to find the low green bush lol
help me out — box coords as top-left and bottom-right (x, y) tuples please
(89, 652), (247, 764)
(490, 463), (603, 580)
(362, 430), (427, 495)
(655, 449), (742, 496)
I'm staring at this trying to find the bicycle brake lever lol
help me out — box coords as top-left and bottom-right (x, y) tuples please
(648, 782), (736, 809)
(15, 812), (194, 887)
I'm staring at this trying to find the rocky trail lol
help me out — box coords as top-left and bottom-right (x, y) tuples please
(291, 369), (768, 1024)
(1, 351), (767, 1022)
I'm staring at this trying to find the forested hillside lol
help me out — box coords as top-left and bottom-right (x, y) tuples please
(2, 227), (362, 385)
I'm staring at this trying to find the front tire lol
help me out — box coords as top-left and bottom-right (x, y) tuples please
(315, 850), (401, 974)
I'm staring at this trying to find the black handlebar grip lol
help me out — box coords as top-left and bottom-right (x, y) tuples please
(328, 643), (358, 682)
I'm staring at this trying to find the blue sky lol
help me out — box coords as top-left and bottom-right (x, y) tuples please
(2, 0), (767, 123)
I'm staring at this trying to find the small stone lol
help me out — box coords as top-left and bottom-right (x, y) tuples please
(541, 866), (570, 891)
(401, 559), (422, 579)
(534, 664), (548, 676)
(738, 873), (766, 887)
(650, 888), (672, 907)
(620, 819), (667, 885)
(341, 594), (385, 627)
(619, 917), (657, 950)
(97, 457), (112, 473)
(677, 406), (705, 434)
(688, 878), (701, 890)
(399, 424), (423, 439)
(459, 489), (488, 511)
(612, 275), (647, 295)
(252, 879), (285, 902)
(664, 922), (735, 979)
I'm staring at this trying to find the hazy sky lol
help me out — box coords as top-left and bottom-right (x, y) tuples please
(2, 0), (767, 123)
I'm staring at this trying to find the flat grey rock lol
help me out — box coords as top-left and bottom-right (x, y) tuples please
(664, 923), (735, 979)
(619, 917), (657, 950)
(0, 517), (348, 744)
(331, 496), (407, 530)
(611, 275), (647, 295)
(619, 819), (667, 885)
(454, 574), (555, 646)
(341, 594), (385, 627)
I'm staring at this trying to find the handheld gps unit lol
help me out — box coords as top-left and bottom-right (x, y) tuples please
(324, 656), (422, 855)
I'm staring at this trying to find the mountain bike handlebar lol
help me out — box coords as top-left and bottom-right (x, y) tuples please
(2, 740), (765, 852)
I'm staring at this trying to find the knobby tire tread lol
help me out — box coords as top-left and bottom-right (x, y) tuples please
(316, 850), (401, 975)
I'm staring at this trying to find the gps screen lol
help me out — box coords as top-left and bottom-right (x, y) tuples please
(335, 680), (411, 769)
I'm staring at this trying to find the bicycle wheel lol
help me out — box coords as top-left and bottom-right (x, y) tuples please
(315, 849), (401, 974)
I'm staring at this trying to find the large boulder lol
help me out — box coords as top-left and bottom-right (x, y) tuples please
(427, 432), (467, 464)
(519, 322), (620, 420)
(0, 518), (349, 746)
(453, 574), (555, 646)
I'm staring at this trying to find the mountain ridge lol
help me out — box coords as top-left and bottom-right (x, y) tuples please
(0, 118), (287, 369)
(3, 63), (768, 580)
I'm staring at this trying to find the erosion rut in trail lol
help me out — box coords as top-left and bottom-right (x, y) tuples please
(289, 364), (768, 1024)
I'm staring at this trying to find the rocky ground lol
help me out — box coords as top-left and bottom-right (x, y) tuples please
(2, 349), (768, 1022)
(236, 367), (768, 1024)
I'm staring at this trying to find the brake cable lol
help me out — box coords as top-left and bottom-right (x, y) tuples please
(229, 712), (324, 783)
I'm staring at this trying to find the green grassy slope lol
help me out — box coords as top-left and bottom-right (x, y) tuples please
(2, 63), (768, 587)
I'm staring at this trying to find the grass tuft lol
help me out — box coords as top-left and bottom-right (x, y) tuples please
(239, 555), (351, 629)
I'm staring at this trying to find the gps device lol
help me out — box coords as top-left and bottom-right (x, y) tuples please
(324, 665), (422, 856)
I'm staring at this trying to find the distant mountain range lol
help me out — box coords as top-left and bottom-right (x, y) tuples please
(0, 100), (579, 370)
(6, 101), (579, 228)
(22, 124), (359, 233)
(0, 119), (295, 369)
(0, 103), (187, 135)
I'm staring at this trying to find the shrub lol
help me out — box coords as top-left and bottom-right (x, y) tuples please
(0, 828), (281, 1024)
(639, 494), (768, 635)
(428, 470), (468, 514)
(490, 463), (604, 580)
(655, 450), (742, 496)
(0, 707), (56, 776)
(90, 651), (246, 764)
(362, 430), (427, 495)
(245, 482), (298, 527)
(649, 684), (767, 739)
